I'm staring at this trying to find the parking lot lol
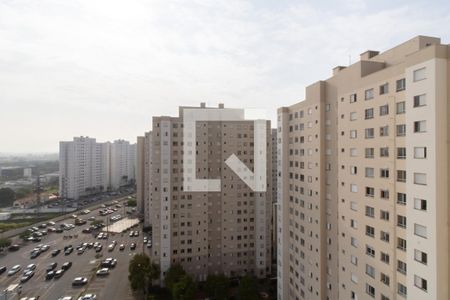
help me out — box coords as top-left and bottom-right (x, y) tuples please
(0, 195), (151, 300)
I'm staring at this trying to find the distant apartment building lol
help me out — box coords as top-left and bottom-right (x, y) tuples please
(59, 136), (136, 200)
(137, 103), (273, 281)
(110, 140), (136, 190)
(277, 36), (449, 300)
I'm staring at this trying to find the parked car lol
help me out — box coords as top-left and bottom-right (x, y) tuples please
(54, 269), (64, 278)
(46, 270), (55, 280)
(7, 265), (21, 276)
(0, 266), (7, 275)
(20, 270), (34, 282)
(62, 262), (72, 270)
(46, 262), (57, 272)
(52, 249), (61, 257)
(77, 294), (96, 300)
(72, 277), (88, 286)
(96, 268), (109, 276)
(8, 244), (20, 251)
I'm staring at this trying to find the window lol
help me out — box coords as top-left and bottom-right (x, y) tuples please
(366, 245), (375, 257)
(397, 238), (407, 251)
(350, 148), (357, 157)
(365, 187), (374, 198)
(365, 167), (374, 178)
(414, 275), (428, 292)
(414, 173), (427, 185)
(379, 83), (389, 95)
(350, 184), (358, 193)
(397, 260), (407, 275)
(380, 168), (389, 178)
(397, 193), (406, 205)
(414, 94), (426, 107)
(365, 205), (375, 217)
(351, 237), (358, 247)
(396, 124), (406, 136)
(396, 101), (406, 114)
(414, 198), (427, 211)
(350, 93), (357, 103)
(350, 219), (358, 229)
(325, 104), (331, 111)
(396, 78), (406, 91)
(413, 67), (426, 82)
(380, 273), (390, 286)
(379, 104), (389, 116)
(365, 148), (374, 158)
(365, 89), (374, 100)
(380, 210), (389, 220)
(351, 273), (358, 283)
(350, 255), (358, 266)
(414, 120), (426, 133)
(380, 252), (390, 264)
(366, 225), (375, 237)
(350, 201), (358, 211)
(380, 189), (389, 199)
(365, 108), (374, 119)
(397, 170), (406, 182)
(397, 147), (406, 159)
(350, 166), (357, 175)
(398, 283), (407, 297)
(380, 126), (389, 137)
(414, 147), (427, 159)
(365, 264), (375, 278)
(366, 284), (375, 298)
(365, 128), (374, 139)
(380, 231), (389, 242)
(397, 215), (406, 228)
(350, 112), (357, 121)
(414, 224), (427, 238)
(380, 147), (389, 157)
(414, 249), (428, 265)
(350, 130), (357, 139)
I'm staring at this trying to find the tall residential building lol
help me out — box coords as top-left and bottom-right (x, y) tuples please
(277, 36), (449, 300)
(110, 140), (136, 190)
(59, 136), (110, 200)
(59, 137), (136, 200)
(139, 103), (273, 281)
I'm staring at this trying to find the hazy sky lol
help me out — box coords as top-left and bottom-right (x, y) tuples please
(1, 0), (449, 153)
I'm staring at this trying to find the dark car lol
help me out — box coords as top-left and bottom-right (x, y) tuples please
(64, 247), (73, 255)
(51, 249), (61, 257)
(130, 243), (136, 250)
(46, 270), (55, 280)
(95, 245), (102, 253)
(8, 245), (20, 251)
(46, 262), (57, 272)
(30, 251), (40, 259)
(0, 266), (6, 275)
(20, 270), (34, 283)
(55, 228), (64, 233)
(62, 262), (72, 270)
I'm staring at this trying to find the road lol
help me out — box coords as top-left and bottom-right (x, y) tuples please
(0, 195), (150, 300)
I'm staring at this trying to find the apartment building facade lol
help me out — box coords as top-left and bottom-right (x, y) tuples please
(60, 137), (136, 200)
(59, 136), (110, 200)
(277, 36), (449, 300)
(140, 103), (273, 281)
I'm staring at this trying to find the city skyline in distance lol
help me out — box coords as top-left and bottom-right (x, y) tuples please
(2, 0), (450, 153)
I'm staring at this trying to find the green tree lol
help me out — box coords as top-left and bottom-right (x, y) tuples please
(0, 238), (11, 249)
(238, 275), (259, 300)
(164, 264), (186, 291)
(205, 274), (230, 300)
(127, 199), (137, 207)
(172, 274), (197, 300)
(128, 253), (160, 299)
(0, 188), (15, 208)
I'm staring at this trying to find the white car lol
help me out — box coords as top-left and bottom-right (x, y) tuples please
(78, 294), (96, 300)
(7, 265), (21, 276)
(58, 297), (73, 300)
(96, 268), (109, 276)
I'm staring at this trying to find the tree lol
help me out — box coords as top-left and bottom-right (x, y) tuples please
(164, 264), (186, 291)
(238, 275), (259, 300)
(0, 188), (15, 208)
(127, 199), (137, 207)
(0, 238), (11, 249)
(129, 253), (160, 299)
(172, 274), (197, 300)
(205, 274), (230, 300)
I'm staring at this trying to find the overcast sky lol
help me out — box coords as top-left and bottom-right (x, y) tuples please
(1, 0), (449, 153)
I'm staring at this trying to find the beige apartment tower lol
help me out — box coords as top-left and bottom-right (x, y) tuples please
(139, 103), (273, 281)
(277, 36), (450, 300)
